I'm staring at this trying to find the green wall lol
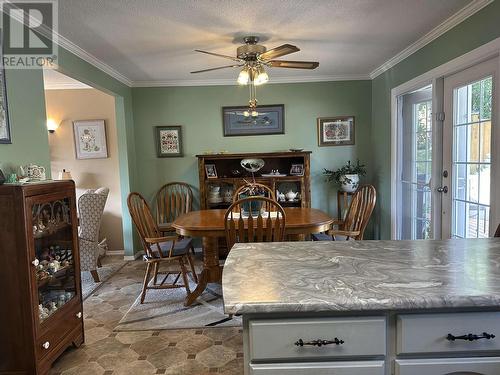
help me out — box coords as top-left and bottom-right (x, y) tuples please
(0, 69), (49, 175)
(0, 45), (138, 256)
(132, 81), (372, 223)
(371, 0), (500, 239)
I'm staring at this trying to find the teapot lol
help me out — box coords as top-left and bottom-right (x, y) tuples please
(285, 190), (298, 201)
(21, 164), (46, 181)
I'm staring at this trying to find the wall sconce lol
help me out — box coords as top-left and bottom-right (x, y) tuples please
(46, 118), (60, 133)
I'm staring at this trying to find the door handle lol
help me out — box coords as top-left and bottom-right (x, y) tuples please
(437, 186), (448, 193)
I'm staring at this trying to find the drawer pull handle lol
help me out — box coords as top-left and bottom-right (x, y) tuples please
(76, 312), (82, 319)
(294, 338), (344, 347)
(42, 341), (50, 350)
(446, 332), (495, 342)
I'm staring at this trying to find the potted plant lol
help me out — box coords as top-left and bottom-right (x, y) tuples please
(323, 160), (366, 192)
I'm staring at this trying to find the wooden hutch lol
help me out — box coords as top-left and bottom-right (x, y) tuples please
(197, 150), (311, 210)
(0, 180), (84, 374)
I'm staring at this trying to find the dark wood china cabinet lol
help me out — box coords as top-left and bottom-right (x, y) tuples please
(0, 180), (84, 375)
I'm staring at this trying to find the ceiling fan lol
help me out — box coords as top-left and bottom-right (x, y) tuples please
(191, 36), (319, 111)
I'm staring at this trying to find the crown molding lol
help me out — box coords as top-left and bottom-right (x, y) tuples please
(132, 74), (371, 87)
(369, 0), (494, 79)
(55, 33), (133, 87)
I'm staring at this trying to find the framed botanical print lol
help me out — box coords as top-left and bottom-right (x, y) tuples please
(317, 116), (355, 146)
(155, 125), (183, 157)
(222, 104), (284, 136)
(73, 120), (108, 159)
(0, 44), (11, 144)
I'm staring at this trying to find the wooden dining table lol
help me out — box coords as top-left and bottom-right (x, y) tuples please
(161, 207), (334, 306)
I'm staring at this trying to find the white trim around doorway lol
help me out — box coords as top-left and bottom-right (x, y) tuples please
(391, 36), (500, 239)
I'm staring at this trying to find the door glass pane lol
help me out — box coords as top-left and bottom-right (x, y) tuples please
(451, 76), (492, 238)
(32, 198), (77, 323)
(396, 85), (433, 240)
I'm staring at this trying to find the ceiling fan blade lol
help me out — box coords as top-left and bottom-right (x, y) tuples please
(194, 49), (241, 62)
(268, 60), (319, 69)
(190, 64), (243, 73)
(259, 44), (300, 60)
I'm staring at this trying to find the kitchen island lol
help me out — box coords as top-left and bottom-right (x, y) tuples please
(222, 239), (500, 375)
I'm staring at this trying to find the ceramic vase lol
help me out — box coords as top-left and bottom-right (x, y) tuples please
(340, 174), (360, 192)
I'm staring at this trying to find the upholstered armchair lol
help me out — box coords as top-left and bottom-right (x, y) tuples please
(78, 187), (109, 282)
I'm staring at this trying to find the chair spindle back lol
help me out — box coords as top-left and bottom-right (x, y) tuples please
(225, 197), (286, 250)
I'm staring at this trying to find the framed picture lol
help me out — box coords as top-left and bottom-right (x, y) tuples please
(0, 38), (11, 144)
(290, 164), (304, 176)
(73, 120), (108, 159)
(205, 164), (217, 179)
(222, 104), (284, 136)
(155, 125), (183, 157)
(317, 116), (355, 146)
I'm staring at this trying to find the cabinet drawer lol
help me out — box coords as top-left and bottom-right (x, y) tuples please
(396, 357), (500, 375)
(249, 317), (386, 361)
(397, 312), (500, 354)
(250, 360), (385, 375)
(36, 302), (83, 359)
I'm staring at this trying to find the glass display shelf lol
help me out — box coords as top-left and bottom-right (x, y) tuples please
(31, 198), (77, 323)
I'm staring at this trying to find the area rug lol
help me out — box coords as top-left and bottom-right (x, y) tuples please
(81, 260), (128, 300)
(115, 278), (241, 331)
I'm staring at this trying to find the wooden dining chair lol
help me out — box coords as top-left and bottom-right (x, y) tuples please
(495, 224), (500, 237)
(225, 196), (286, 251)
(154, 182), (194, 232)
(233, 182), (276, 202)
(312, 184), (376, 241)
(127, 192), (198, 304)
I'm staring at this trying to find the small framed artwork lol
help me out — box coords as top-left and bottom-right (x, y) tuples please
(73, 120), (108, 159)
(317, 116), (355, 146)
(290, 164), (304, 176)
(222, 104), (284, 136)
(205, 164), (218, 179)
(155, 125), (183, 157)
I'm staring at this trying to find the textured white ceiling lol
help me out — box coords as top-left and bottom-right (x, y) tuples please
(57, 0), (472, 85)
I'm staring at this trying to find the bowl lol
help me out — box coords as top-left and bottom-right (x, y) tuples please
(240, 158), (265, 173)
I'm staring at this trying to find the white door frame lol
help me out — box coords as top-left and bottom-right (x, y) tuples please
(442, 58), (498, 238)
(391, 36), (500, 239)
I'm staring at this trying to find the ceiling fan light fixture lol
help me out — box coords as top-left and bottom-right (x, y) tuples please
(237, 67), (250, 85)
(254, 65), (269, 86)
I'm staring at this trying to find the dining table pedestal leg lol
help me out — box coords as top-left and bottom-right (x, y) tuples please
(185, 236), (222, 306)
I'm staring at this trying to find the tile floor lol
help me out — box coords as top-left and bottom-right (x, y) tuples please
(50, 259), (244, 374)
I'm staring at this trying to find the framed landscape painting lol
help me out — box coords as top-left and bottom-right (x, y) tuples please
(222, 104), (284, 136)
(73, 120), (108, 159)
(155, 125), (183, 157)
(317, 116), (355, 146)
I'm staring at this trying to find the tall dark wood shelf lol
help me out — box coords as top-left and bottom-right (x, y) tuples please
(0, 180), (84, 375)
(197, 151), (311, 210)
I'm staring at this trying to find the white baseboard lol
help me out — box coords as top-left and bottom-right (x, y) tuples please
(106, 250), (125, 256)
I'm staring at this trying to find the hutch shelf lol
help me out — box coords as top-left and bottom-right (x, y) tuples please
(197, 151), (311, 210)
(0, 180), (84, 375)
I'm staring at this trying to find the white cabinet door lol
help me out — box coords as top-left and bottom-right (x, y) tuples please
(250, 360), (385, 375)
(396, 357), (500, 375)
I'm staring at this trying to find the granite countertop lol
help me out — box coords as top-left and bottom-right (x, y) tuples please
(222, 238), (500, 315)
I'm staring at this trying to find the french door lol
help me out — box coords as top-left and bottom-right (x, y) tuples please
(442, 58), (498, 238)
(395, 58), (498, 240)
